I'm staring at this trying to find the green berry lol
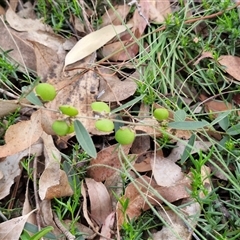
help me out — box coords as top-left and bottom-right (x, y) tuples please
(115, 127), (135, 145)
(59, 105), (79, 117)
(153, 108), (169, 121)
(68, 123), (75, 134)
(95, 119), (114, 132)
(52, 120), (69, 136)
(91, 102), (110, 113)
(35, 83), (56, 101)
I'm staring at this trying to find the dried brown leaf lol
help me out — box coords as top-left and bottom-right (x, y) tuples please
(116, 175), (191, 227)
(101, 40), (139, 61)
(86, 178), (112, 225)
(100, 212), (115, 240)
(133, 150), (163, 172)
(218, 55), (240, 81)
(87, 144), (131, 182)
(0, 21), (36, 73)
(149, 4), (165, 23)
(101, 5), (130, 27)
(98, 69), (138, 102)
(131, 130), (151, 154)
(199, 94), (239, 116)
(0, 111), (43, 158)
(39, 133), (73, 200)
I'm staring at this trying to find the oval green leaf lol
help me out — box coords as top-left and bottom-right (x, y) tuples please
(168, 121), (209, 130)
(226, 123), (240, 136)
(74, 120), (97, 158)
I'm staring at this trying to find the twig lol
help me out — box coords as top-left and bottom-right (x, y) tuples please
(128, 0), (150, 26)
(53, 212), (75, 240)
(33, 155), (41, 231)
(0, 88), (19, 99)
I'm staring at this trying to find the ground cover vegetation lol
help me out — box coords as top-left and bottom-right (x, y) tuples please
(0, 0), (240, 239)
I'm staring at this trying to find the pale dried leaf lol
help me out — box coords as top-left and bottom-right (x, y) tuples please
(6, 7), (52, 32)
(98, 69), (138, 102)
(0, 209), (36, 240)
(87, 144), (131, 182)
(22, 180), (36, 225)
(151, 157), (184, 187)
(168, 140), (213, 162)
(17, 2), (37, 19)
(218, 55), (240, 81)
(0, 111), (43, 158)
(86, 178), (112, 225)
(0, 99), (21, 117)
(152, 209), (191, 240)
(100, 212), (115, 240)
(0, 142), (42, 200)
(155, 0), (172, 17)
(149, 4), (165, 23)
(64, 24), (132, 67)
(101, 5), (130, 27)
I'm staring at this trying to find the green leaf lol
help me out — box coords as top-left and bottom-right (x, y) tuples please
(74, 120), (97, 158)
(26, 91), (43, 106)
(168, 120), (209, 130)
(180, 134), (196, 164)
(24, 223), (56, 239)
(210, 111), (230, 127)
(110, 95), (145, 114)
(226, 123), (240, 135)
(174, 109), (186, 122)
(29, 226), (54, 240)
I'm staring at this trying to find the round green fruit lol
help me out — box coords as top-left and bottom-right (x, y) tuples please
(68, 123), (75, 134)
(91, 102), (110, 113)
(59, 105), (78, 117)
(35, 83), (56, 101)
(95, 119), (114, 132)
(115, 127), (135, 145)
(52, 120), (69, 136)
(153, 108), (169, 121)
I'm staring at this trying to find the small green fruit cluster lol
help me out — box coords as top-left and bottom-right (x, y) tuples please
(153, 108), (169, 121)
(52, 120), (74, 136)
(35, 83), (56, 101)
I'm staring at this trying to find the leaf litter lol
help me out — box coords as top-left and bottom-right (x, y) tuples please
(0, 0), (240, 239)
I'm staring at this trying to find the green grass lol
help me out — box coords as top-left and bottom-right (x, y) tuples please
(1, 0), (240, 239)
